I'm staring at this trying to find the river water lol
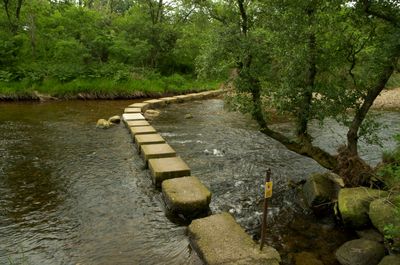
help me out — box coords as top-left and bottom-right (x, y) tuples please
(0, 99), (399, 265)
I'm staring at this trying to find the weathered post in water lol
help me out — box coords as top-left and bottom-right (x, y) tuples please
(260, 168), (272, 250)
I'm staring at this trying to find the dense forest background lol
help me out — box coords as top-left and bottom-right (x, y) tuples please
(0, 0), (220, 95)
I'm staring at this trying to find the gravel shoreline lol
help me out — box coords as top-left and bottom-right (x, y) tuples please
(373, 88), (400, 110)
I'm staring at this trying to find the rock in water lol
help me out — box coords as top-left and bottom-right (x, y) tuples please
(335, 239), (385, 265)
(96, 119), (112, 129)
(144, 109), (160, 120)
(337, 187), (387, 228)
(184, 113), (193, 119)
(108, 115), (121, 124)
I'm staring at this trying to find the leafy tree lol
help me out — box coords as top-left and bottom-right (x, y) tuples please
(197, 0), (400, 186)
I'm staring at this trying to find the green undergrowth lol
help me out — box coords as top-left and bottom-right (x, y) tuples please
(0, 75), (221, 100)
(379, 134), (400, 191)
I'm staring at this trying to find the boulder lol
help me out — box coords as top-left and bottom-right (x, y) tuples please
(303, 172), (342, 213)
(369, 195), (400, 252)
(184, 113), (193, 119)
(335, 239), (385, 265)
(369, 195), (400, 234)
(337, 187), (387, 228)
(96, 119), (112, 129)
(144, 109), (161, 120)
(378, 255), (400, 265)
(108, 115), (121, 124)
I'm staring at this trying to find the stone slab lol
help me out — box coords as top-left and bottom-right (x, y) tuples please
(126, 120), (150, 127)
(188, 213), (281, 265)
(135, 134), (165, 151)
(124, 107), (142, 113)
(174, 95), (193, 102)
(162, 176), (211, 217)
(122, 113), (146, 122)
(130, 126), (157, 136)
(143, 99), (166, 108)
(159, 97), (178, 104)
(141, 143), (176, 162)
(148, 156), (191, 187)
(128, 102), (149, 111)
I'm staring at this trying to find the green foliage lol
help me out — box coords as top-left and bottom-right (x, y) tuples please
(379, 134), (400, 190)
(0, 0), (213, 92)
(383, 199), (400, 253)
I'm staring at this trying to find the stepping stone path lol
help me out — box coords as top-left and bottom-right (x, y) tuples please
(120, 89), (280, 264)
(162, 176), (211, 218)
(126, 120), (150, 127)
(124, 107), (142, 113)
(149, 156), (190, 187)
(143, 99), (166, 108)
(122, 113), (146, 122)
(135, 133), (165, 148)
(129, 102), (149, 111)
(141, 143), (176, 163)
(188, 213), (281, 265)
(130, 126), (157, 136)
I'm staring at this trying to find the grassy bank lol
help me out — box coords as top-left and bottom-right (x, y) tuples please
(0, 76), (221, 101)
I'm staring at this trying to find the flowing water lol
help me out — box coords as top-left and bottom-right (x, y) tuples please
(0, 99), (399, 265)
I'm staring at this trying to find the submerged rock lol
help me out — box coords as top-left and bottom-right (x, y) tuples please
(108, 115), (121, 124)
(96, 119), (112, 129)
(337, 187), (387, 228)
(335, 239), (385, 265)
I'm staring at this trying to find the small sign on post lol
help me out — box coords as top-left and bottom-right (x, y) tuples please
(260, 168), (272, 250)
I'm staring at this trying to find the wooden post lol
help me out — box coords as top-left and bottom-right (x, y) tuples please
(260, 168), (272, 250)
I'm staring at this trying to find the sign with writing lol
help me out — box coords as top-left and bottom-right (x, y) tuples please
(265, 181), (273, 198)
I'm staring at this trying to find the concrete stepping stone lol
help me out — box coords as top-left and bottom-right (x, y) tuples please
(130, 126), (157, 136)
(128, 102), (149, 111)
(124, 107), (142, 113)
(141, 143), (176, 163)
(174, 95), (193, 103)
(122, 113), (146, 122)
(162, 176), (211, 219)
(159, 97), (178, 104)
(135, 134), (165, 152)
(188, 213), (281, 265)
(126, 120), (150, 127)
(143, 99), (166, 108)
(148, 156), (191, 187)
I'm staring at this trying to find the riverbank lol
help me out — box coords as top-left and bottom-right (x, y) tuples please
(372, 87), (400, 110)
(0, 77), (221, 101)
